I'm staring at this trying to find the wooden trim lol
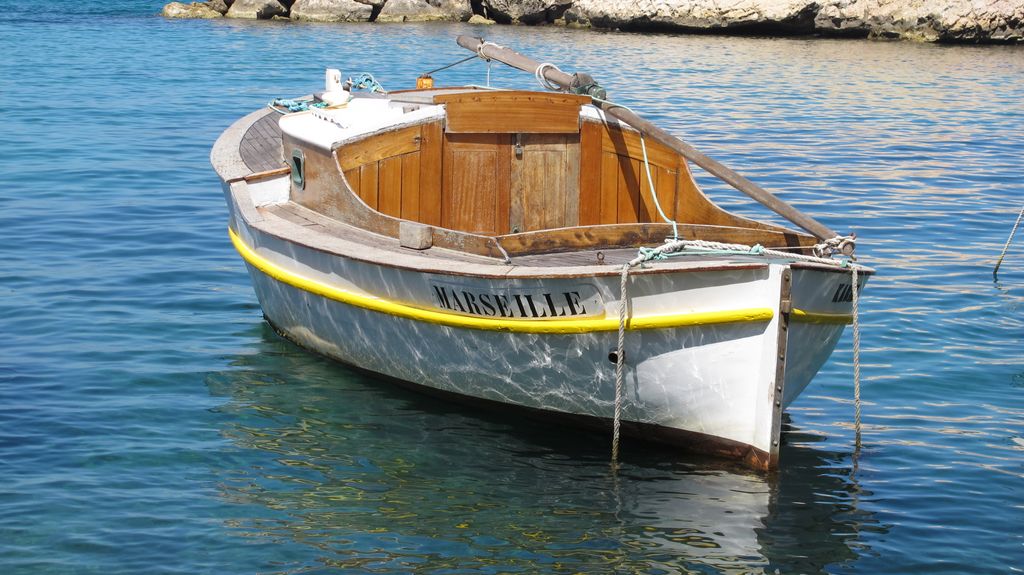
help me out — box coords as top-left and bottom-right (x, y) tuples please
(578, 121), (603, 226)
(237, 165), (291, 184)
(337, 124), (423, 172)
(436, 90), (589, 134)
(419, 121), (443, 226)
(495, 222), (817, 257)
(767, 268), (792, 470)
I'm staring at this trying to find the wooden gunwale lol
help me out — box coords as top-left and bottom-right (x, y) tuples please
(245, 199), (772, 280)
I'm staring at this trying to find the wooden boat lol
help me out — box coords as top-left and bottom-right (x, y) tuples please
(211, 37), (870, 470)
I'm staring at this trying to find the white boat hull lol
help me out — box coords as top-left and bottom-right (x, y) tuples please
(228, 204), (859, 467)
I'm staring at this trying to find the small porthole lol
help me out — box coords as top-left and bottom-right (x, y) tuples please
(290, 148), (305, 190)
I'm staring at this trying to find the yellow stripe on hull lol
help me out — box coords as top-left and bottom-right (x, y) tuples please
(790, 309), (853, 324)
(230, 228), (776, 334)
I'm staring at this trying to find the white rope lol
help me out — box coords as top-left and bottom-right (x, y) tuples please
(637, 237), (852, 268)
(639, 134), (680, 240)
(852, 265), (861, 451)
(612, 264), (629, 470)
(994, 205), (1024, 277)
(475, 41), (502, 87)
(534, 62), (564, 91)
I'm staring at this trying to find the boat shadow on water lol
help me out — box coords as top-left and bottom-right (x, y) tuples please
(203, 323), (889, 573)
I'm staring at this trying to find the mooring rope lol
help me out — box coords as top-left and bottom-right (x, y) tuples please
(609, 236), (863, 468)
(852, 265), (862, 451)
(994, 205), (1024, 279)
(612, 264), (629, 471)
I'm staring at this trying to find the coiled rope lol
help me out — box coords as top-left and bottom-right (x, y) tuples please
(534, 62), (564, 91)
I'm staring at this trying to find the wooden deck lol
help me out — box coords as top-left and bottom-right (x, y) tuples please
(240, 110), (285, 173)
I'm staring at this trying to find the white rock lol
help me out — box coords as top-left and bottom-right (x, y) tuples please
(290, 0), (373, 21)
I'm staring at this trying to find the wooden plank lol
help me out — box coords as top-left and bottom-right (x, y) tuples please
(512, 134), (569, 233)
(378, 155), (403, 218)
(638, 162), (654, 223)
(496, 222), (816, 257)
(598, 121), (679, 170)
(616, 156), (640, 224)
(419, 121), (443, 226)
(344, 167), (360, 198)
(496, 141), (511, 235)
(401, 152), (420, 221)
(658, 163), (678, 221)
(442, 133), (510, 235)
(436, 91), (587, 134)
(522, 150), (551, 231)
(359, 162), (379, 210)
(578, 121), (602, 226)
(599, 152), (619, 225)
(639, 164), (676, 223)
(337, 124), (422, 172)
(564, 138), (580, 228)
(509, 144), (525, 234)
(541, 150), (567, 230)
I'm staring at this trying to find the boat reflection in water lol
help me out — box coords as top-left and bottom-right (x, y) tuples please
(206, 325), (887, 573)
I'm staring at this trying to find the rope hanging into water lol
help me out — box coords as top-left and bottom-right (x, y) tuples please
(609, 237), (864, 469)
(612, 265), (628, 471)
(994, 205), (1024, 279)
(853, 265), (862, 451)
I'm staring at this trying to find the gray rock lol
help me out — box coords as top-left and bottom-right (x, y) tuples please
(290, 0), (373, 21)
(561, 5), (590, 27)
(377, 0), (468, 22)
(353, 0), (386, 7)
(815, 0), (1024, 42)
(426, 0), (472, 21)
(481, 0), (572, 24)
(377, 0), (446, 22)
(162, 2), (224, 18)
(468, 14), (496, 25)
(225, 0), (287, 19)
(572, 0), (819, 33)
(206, 0), (229, 14)
(567, 0), (1022, 42)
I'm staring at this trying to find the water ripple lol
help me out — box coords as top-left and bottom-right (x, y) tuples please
(1, 10), (1023, 574)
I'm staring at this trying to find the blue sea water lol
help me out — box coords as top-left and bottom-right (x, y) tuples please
(1, 2), (1022, 573)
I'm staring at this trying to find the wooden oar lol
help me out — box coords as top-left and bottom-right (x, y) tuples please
(456, 36), (843, 245)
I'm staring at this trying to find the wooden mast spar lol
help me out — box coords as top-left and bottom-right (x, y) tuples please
(455, 36), (849, 250)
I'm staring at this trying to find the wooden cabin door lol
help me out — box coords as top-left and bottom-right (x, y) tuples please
(441, 133), (512, 235)
(509, 134), (580, 233)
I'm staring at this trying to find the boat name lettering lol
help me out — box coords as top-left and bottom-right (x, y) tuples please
(832, 283), (854, 303)
(431, 285), (599, 319)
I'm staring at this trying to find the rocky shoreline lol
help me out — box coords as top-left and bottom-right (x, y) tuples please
(162, 0), (1023, 43)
